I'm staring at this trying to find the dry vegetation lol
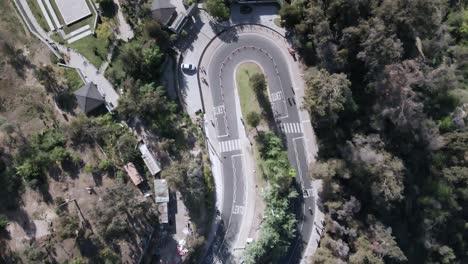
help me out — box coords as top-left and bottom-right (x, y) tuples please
(0, 2), (157, 263)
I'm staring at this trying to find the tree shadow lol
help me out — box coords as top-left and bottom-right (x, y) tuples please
(54, 90), (77, 114)
(37, 182), (54, 205)
(47, 165), (63, 182)
(203, 221), (235, 263)
(213, 25), (239, 43)
(91, 171), (103, 187)
(4, 208), (37, 238)
(3, 42), (33, 79)
(76, 233), (101, 260)
(100, 1), (118, 18)
(61, 159), (81, 179)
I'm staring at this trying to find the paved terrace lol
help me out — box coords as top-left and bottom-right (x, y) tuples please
(14, 0), (120, 111)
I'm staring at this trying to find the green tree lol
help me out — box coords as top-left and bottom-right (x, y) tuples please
(144, 20), (170, 48)
(249, 73), (267, 95)
(161, 161), (187, 190)
(205, 0), (230, 21)
(304, 68), (353, 124)
(99, 247), (121, 264)
(357, 19), (403, 75)
(0, 214), (8, 230)
(143, 44), (164, 70)
(344, 134), (405, 208)
(279, 4), (302, 28)
(246, 111), (261, 129)
(96, 0), (115, 16)
(34, 65), (58, 93)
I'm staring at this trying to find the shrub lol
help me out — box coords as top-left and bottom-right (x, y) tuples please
(0, 214), (8, 230)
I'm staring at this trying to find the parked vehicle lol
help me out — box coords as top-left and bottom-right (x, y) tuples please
(181, 63), (196, 71)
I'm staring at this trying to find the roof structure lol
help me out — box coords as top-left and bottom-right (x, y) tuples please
(154, 179), (169, 203)
(124, 163), (145, 186)
(158, 203), (169, 224)
(73, 82), (105, 113)
(54, 0), (92, 25)
(139, 144), (161, 176)
(150, 0), (177, 26)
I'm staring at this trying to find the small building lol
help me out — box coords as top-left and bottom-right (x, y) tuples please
(158, 203), (169, 225)
(150, 0), (177, 27)
(154, 179), (170, 224)
(55, 0), (92, 25)
(150, 0), (196, 34)
(139, 144), (161, 176)
(73, 82), (105, 114)
(124, 162), (145, 186)
(154, 179), (169, 203)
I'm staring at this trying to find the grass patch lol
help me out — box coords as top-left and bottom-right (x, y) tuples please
(2, 1), (30, 42)
(26, 0), (50, 31)
(236, 62), (269, 186)
(236, 62), (268, 129)
(105, 42), (126, 84)
(62, 68), (84, 91)
(274, 17), (282, 28)
(69, 34), (109, 67)
(450, 88), (468, 104)
(25, 0), (108, 67)
(51, 0), (96, 35)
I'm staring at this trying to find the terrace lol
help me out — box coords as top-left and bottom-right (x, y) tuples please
(26, 0), (111, 67)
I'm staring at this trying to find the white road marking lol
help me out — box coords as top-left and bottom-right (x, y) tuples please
(280, 122), (303, 134)
(303, 188), (314, 198)
(232, 205), (244, 215)
(216, 117), (229, 138)
(213, 105), (225, 115)
(220, 139), (242, 153)
(270, 91), (283, 102)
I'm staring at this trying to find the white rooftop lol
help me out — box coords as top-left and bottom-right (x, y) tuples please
(154, 179), (169, 203)
(139, 144), (161, 175)
(54, 0), (92, 25)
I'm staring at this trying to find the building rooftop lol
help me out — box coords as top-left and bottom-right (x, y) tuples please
(150, 0), (177, 26)
(158, 203), (169, 224)
(54, 0), (92, 25)
(154, 179), (169, 203)
(73, 82), (105, 113)
(139, 144), (161, 176)
(124, 162), (145, 186)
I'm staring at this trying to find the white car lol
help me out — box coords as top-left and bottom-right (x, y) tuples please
(181, 63), (196, 71)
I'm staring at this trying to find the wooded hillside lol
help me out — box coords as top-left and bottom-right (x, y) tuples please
(280, 0), (468, 263)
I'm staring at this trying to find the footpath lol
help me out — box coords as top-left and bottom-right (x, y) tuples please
(13, 0), (122, 111)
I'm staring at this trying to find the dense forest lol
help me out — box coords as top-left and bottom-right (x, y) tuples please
(280, 0), (468, 263)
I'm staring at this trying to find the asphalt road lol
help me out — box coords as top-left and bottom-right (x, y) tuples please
(203, 31), (315, 263)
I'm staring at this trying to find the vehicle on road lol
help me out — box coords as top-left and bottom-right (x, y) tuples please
(181, 63), (196, 71)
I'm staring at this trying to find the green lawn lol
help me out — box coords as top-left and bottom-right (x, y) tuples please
(46, 0), (96, 34)
(236, 62), (269, 187)
(62, 68), (84, 91)
(274, 17), (282, 28)
(26, 0), (49, 31)
(69, 34), (109, 67)
(236, 62), (267, 129)
(25, 0), (109, 67)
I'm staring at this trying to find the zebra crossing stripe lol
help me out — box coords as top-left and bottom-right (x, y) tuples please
(280, 123), (303, 134)
(220, 139), (242, 153)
